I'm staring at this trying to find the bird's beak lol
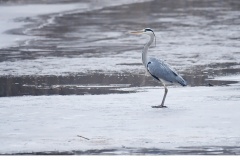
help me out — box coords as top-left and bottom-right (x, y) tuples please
(129, 30), (144, 35)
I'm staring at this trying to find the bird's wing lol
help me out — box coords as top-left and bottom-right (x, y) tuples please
(147, 58), (187, 86)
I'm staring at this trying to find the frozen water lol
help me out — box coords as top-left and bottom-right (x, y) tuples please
(0, 3), (88, 48)
(1, 85), (240, 154)
(0, 0), (240, 76)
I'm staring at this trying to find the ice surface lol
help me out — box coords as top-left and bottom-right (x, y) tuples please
(0, 53), (143, 76)
(0, 0), (240, 77)
(0, 3), (88, 49)
(0, 0), (153, 49)
(1, 85), (240, 154)
(213, 74), (240, 81)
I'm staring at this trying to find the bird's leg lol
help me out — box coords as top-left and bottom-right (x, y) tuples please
(152, 84), (168, 108)
(161, 85), (168, 107)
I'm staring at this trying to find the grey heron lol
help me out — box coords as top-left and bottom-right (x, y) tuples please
(131, 28), (187, 108)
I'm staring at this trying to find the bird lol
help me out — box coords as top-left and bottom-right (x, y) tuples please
(130, 28), (187, 108)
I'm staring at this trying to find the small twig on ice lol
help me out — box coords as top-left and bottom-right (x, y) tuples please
(77, 135), (90, 140)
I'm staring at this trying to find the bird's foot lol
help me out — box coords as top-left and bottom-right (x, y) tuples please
(151, 105), (167, 108)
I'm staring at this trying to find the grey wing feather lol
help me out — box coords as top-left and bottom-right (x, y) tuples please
(147, 58), (187, 86)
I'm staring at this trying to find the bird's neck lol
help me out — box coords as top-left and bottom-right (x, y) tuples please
(142, 34), (154, 68)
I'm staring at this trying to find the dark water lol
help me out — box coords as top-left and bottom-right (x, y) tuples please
(0, 69), (239, 97)
(4, 146), (240, 155)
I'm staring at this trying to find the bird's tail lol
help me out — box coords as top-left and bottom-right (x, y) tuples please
(176, 75), (187, 86)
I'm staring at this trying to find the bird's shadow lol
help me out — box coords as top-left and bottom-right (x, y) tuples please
(151, 105), (168, 108)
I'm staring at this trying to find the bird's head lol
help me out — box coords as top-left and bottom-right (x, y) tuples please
(130, 28), (156, 46)
(130, 28), (155, 36)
